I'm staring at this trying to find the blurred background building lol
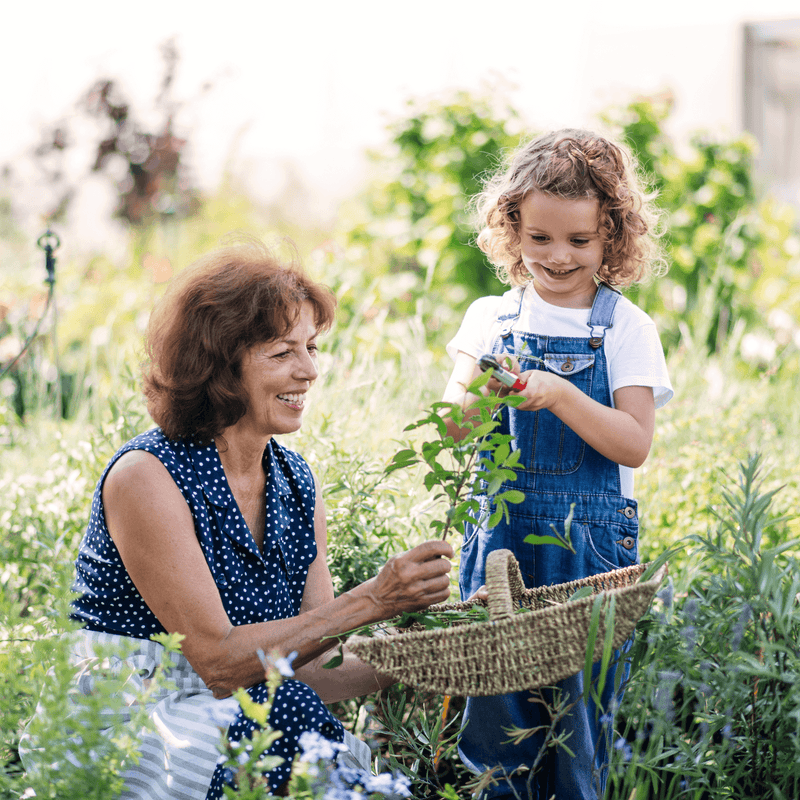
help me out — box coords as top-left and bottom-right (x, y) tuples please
(744, 18), (800, 212)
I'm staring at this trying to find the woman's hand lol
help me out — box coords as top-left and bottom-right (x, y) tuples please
(362, 540), (454, 619)
(467, 585), (488, 602)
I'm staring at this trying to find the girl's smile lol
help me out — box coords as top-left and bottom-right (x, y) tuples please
(518, 191), (604, 308)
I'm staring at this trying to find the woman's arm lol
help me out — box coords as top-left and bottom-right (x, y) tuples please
(103, 451), (452, 699)
(292, 475), (395, 703)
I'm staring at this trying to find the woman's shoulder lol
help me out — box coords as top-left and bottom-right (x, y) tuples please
(104, 431), (183, 492)
(102, 429), (192, 490)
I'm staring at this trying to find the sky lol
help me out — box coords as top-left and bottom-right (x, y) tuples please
(2, 0), (799, 247)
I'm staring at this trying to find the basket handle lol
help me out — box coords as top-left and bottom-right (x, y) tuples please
(485, 549), (526, 622)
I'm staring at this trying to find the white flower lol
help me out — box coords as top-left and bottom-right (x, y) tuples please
(275, 650), (298, 678)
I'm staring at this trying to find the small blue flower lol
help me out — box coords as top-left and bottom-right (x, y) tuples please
(656, 581), (674, 609)
(329, 765), (364, 787)
(613, 737), (633, 762)
(364, 773), (396, 794)
(298, 730), (347, 763)
(206, 696), (241, 729)
(257, 648), (298, 678)
(721, 723), (733, 740)
(275, 650), (298, 678)
(323, 788), (361, 800)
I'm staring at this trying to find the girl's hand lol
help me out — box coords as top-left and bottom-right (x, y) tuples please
(467, 585), (488, 602)
(510, 368), (568, 412)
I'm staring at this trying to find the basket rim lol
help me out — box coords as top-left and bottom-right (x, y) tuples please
(348, 562), (667, 648)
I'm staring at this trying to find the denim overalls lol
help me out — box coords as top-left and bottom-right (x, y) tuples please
(458, 283), (639, 800)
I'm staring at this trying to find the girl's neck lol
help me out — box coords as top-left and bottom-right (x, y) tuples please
(530, 279), (597, 309)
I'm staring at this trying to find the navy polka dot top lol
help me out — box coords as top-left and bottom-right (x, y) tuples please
(70, 428), (345, 796)
(72, 428), (319, 635)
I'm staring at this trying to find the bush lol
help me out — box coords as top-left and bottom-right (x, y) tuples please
(608, 454), (800, 799)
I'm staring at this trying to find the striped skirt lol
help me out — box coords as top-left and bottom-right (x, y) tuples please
(19, 630), (371, 799)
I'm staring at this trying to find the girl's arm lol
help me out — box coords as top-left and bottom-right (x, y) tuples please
(442, 351), (655, 467)
(512, 371), (655, 468)
(103, 450), (453, 699)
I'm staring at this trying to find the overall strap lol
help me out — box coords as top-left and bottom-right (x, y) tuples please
(587, 283), (621, 349)
(496, 285), (526, 336)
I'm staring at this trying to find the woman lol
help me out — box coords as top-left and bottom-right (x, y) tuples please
(41, 241), (453, 799)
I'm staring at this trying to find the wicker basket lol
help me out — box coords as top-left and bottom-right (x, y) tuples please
(347, 549), (667, 696)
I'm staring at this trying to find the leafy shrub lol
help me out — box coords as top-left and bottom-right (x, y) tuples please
(608, 455), (800, 799)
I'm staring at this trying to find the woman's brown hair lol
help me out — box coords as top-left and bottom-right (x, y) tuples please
(474, 129), (667, 287)
(142, 240), (336, 443)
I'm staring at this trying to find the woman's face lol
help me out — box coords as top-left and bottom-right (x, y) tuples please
(235, 302), (320, 439)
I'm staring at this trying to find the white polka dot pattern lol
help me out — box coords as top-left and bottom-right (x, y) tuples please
(67, 428), (344, 798)
(72, 428), (317, 634)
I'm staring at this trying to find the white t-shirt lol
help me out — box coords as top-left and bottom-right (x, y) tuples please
(446, 284), (673, 499)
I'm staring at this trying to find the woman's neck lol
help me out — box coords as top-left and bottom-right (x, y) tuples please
(215, 426), (271, 481)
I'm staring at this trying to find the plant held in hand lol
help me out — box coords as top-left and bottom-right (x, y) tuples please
(386, 372), (525, 543)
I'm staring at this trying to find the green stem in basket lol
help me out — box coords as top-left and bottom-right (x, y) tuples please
(386, 373), (526, 543)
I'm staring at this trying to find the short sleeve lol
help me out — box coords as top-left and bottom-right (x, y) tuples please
(446, 295), (505, 361)
(607, 315), (673, 409)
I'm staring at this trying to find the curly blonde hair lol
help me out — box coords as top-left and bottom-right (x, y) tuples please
(474, 129), (667, 287)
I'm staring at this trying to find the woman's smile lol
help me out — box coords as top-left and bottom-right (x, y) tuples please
(235, 303), (320, 439)
(277, 392), (306, 408)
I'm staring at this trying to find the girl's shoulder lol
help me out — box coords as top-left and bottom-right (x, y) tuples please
(609, 291), (661, 335)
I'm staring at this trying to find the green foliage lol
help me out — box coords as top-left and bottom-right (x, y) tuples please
(345, 88), (523, 347)
(608, 455), (800, 799)
(604, 95), (800, 355)
(1, 88), (800, 799)
(634, 325), (800, 570)
(1, 626), (184, 800)
(370, 687), (467, 799)
(386, 372), (525, 543)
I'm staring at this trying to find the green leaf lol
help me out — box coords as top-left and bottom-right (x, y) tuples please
(496, 489), (525, 504)
(524, 534), (570, 549)
(568, 586), (595, 602)
(583, 595), (604, 702)
(488, 508), (503, 528)
(322, 645), (344, 669)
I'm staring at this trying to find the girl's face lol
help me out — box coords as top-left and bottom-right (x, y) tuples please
(235, 302), (320, 440)
(518, 191), (604, 308)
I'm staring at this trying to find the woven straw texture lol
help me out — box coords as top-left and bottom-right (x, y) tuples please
(348, 549), (667, 696)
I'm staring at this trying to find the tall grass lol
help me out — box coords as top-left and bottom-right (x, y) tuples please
(1, 228), (798, 797)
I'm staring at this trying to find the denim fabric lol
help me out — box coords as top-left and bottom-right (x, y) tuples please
(458, 284), (637, 800)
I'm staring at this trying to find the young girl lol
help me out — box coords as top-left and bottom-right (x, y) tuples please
(442, 129), (673, 799)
